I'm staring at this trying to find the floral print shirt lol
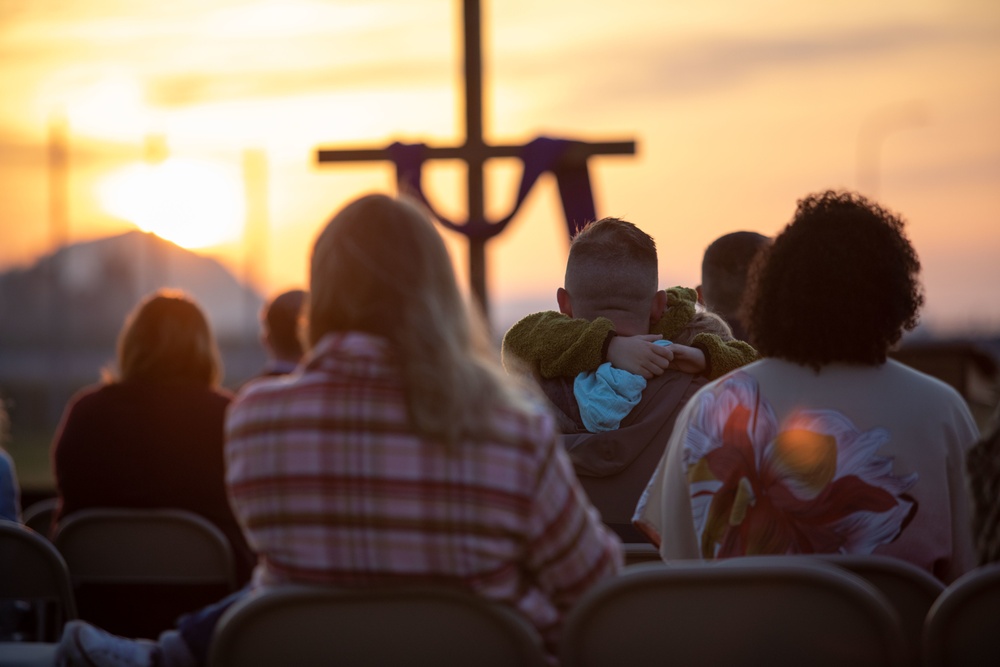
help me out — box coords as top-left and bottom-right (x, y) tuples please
(635, 359), (979, 583)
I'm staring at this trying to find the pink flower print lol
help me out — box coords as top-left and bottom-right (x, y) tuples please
(685, 374), (918, 559)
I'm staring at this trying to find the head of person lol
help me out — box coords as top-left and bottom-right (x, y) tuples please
(698, 231), (771, 323)
(670, 310), (734, 346)
(261, 289), (307, 363)
(308, 193), (527, 445)
(744, 190), (923, 370)
(557, 217), (666, 336)
(111, 290), (222, 387)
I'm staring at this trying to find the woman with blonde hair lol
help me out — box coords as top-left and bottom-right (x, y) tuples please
(58, 194), (619, 667)
(231, 193), (620, 647)
(52, 290), (255, 633)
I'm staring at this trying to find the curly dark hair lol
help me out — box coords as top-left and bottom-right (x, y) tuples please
(743, 190), (923, 369)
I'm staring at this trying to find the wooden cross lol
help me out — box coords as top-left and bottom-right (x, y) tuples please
(316, 0), (635, 320)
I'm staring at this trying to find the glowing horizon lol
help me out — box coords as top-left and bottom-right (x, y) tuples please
(1, 0), (998, 333)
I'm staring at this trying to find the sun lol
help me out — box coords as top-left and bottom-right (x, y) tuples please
(97, 158), (245, 249)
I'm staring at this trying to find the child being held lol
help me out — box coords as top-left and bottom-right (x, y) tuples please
(573, 311), (735, 433)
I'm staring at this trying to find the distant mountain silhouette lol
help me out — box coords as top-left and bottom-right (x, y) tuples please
(0, 230), (262, 345)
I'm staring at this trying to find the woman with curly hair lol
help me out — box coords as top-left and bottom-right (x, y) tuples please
(635, 190), (979, 583)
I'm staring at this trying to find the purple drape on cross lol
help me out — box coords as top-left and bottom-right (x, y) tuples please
(388, 137), (597, 240)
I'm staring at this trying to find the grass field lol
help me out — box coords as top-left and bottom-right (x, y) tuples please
(7, 430), (55, 493)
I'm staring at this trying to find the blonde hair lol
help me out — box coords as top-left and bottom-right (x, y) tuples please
(308, 194), (531, 447)
(109, 289), (222, 387)
(671, 310), (734, 346)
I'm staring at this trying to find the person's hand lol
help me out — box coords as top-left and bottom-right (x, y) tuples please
(607, 335), (673, 379)
(667, 344), (707, 374)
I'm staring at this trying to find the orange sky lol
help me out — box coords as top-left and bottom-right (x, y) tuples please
(1, 0), (998, 335)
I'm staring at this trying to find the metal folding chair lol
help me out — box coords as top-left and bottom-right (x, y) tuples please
(208, 585), (548, 667)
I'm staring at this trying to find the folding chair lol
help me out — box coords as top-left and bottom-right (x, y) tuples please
(923, 562), (1000, 667)
(0, 641), (60, 667)
(53, 508), (237, 639)
(208, 585), (549, 667)
(811, 554), (943, 667)
(0, 520), (76, 642)
(561, 559), (906, 667)
(21, 499), (58, 540)
(621, 542), (661, 566)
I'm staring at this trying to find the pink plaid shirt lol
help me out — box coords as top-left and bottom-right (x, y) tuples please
(226, 332), (620, 651)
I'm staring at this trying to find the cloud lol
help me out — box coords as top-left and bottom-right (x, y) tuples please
(522, 18), (1000, 105)
(146, 60), (450, 107)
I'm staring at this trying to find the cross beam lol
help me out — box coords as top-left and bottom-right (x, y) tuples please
(316, 0), (635, 321)
(318, 141), (636, 165)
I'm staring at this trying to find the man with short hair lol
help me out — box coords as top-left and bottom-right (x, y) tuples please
(504, 218), (756, 540)
(257, 289), (306, 377)
(698, 231), (770, 342)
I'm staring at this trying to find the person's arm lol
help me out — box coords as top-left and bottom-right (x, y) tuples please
(650, 286), (759, 380)
(501, 311), (615, 378)
(605, 335), (674, 379)
(654, 286), (700, 339)
(689, 335), (759, 380)
(640, 329), (756, 381)
(0, 450), (20, 523)
(524, 423), (621, 652)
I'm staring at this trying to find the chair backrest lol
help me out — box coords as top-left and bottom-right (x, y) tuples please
(923, 562), (1000, 667)
(208, 585), (549, 667)
(0, 642), (60, 665)
(22, 498), (59, 539)
(621, 542), (661, 566)
(53, 508), (236, 588)
(53, 508), (237, 639)
(811, 554), (943, 667)
(0, 520), (77, 641)
(561, 559), (906, 667)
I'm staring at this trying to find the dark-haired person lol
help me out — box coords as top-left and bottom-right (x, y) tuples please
(503, 218), (747, 542)
(503, 218), (758, 385)
(635, 191), (979, 584)
(697, 230), (771, 341)
(256, 289), (306, 377)
(52, 291), (255, 592)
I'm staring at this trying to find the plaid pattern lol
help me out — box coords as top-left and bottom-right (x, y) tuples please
(226, 332), (620, 650)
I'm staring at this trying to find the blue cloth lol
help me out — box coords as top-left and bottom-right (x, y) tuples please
(0, 449), (20, 522)
(176, 585), (250, 663)
(574, 340), (672, 433)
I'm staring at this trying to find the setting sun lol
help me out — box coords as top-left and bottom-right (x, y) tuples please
(97, 158), (245, 249)
(0, 0), (997, 332)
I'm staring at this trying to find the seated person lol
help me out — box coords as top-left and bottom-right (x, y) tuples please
(967, 401), (1000, 565)
(56, 193), (620, 667)
(502, 229), (757, 382)
(256, 289), (306, 378)
(697, 230), (771, 342)
(503, 218), (753, 541)
(51, 291), (256, 627)
(635, 191), (979, 583)
(574, 311), (735, 434)
(0, 400), (19, 522)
